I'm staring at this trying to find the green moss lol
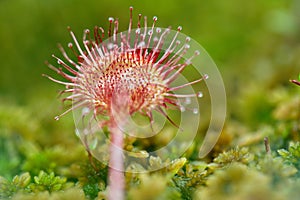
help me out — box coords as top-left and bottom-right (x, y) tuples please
(12, 187), (86, 200)
(213, 147), (254, 167)
(278, 142), (300, 176)
(0, 176), (16, 199)
(172, 161), (209, 200)
(194, 163), (282, 200)
(75, 159), (107, 199)
(21, 144), (86, 176)
(1, 88), (299, 199)
(0, 135), (22, 180)
(128, 174), (181, 200)
(0, 171), (74, 199)
(27, 171), (72, 193)
(12, 172), (31, 189)
(257, 156), (297, 185)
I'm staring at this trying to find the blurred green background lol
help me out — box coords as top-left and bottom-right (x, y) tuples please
(0, 0), (299, 180)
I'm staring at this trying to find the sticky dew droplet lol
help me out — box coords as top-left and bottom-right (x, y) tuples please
(197, 91), (203, 98)
(75, 128), (80, 137)
(107, 43), (114, 50)
(193, 108), (199, 114)
(148, 30), (153, 35)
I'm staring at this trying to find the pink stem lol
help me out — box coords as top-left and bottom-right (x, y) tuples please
(291, 79), (300, 86)
(108, 119), (125, 200)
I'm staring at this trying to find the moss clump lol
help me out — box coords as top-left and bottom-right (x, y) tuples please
(213, 147), (254, 167)
(278, 142), (300, 176)
(0, 176), (16, 199)
(194, 163), (281, 200)
(27, 171), (72, 193)
(71, 159), (107, 199)
(172, 161), (209, 200)
(127, 174), (172, 200)
(0, 171), (75, 199)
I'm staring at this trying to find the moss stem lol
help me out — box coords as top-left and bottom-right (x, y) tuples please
(264, 137), (271, 155)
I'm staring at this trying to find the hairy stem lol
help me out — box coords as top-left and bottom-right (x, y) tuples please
(108, 119), (125, 200)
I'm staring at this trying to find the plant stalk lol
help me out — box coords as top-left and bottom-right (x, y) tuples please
(108, 118), (125, 200)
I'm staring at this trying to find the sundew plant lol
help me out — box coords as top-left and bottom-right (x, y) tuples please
(44, 7), (224, 200)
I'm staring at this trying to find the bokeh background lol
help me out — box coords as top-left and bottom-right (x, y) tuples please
(0, 0), (299, 187)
